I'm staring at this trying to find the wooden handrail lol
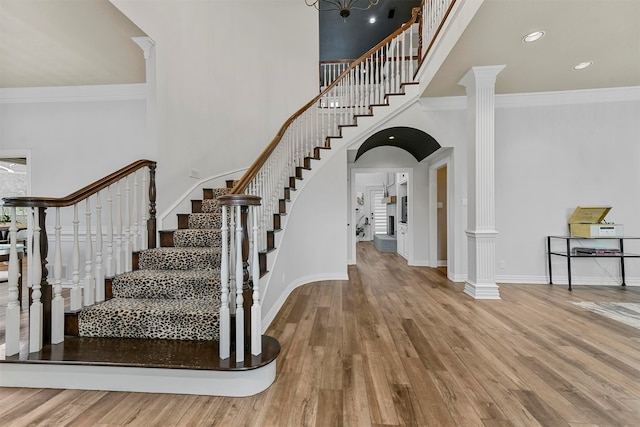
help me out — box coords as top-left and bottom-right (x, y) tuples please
(2, 159), (156, 208)
(319, 58), (357, 64)
(229, 6), (422, 196)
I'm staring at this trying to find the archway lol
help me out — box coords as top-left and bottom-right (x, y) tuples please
(349, 127), (443, 265)
(354, 127), (441, 162)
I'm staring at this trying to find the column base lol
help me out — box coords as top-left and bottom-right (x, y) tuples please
(464, 281), (501, 299)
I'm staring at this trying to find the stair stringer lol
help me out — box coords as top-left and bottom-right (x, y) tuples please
(259, 84), (423, 330)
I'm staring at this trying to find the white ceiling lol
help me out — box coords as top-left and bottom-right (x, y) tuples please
(0, 0), (638, 96)
(424, 0), (640, 97)
(0, 0), (146, 88)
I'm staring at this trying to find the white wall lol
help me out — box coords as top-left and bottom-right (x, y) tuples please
(414, 88), (640, 285)
(110, 0), (319, 215)
(262, 149), (348, 326)
(494, 92), (640, 285)
(0, 85), (149, 197)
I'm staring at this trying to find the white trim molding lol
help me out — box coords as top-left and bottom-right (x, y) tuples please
(0, 84), (146, 104)
(419, 86), (640, 111)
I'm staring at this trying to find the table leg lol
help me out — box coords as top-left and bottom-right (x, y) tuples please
(620, 238), (626, 286)
(566, 238), (572, 291)
(548, 237), (553, 285)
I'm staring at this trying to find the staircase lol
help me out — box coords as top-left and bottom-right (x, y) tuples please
(72, 187), (229, 342)
(1, 0), (459, 396)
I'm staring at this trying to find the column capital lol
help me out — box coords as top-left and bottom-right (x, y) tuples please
(458, 65), (506, 90)
(132, 36), (155, 60)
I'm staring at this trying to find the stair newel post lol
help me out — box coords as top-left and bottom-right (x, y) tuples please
(123, 175), (132, 272)
(235, 205), (245, 362)
(84, 197), (95, 307)
(219, 205), (230, 359)
(95, 191), (105, 302)
(71, 203), (82, 310)
(106, 185), (114, 278)
(52, 207), (65, 343)
(38, 207), (52, 345)
(229, 206), (236, 312)
(147, 163), (157, 249)
(132, 170), (140, 252)
(240, 204), (253, 356)
(4, 207), (21, 356)
(29, 207), (44, 353)
(251, 205), (262, 356)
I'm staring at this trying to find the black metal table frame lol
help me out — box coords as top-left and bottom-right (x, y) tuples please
(547, 236), (640, 291)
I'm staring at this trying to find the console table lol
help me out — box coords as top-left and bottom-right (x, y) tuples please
(547, 236), (640, 291)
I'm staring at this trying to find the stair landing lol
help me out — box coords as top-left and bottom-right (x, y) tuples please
(1, 335), (280, 396)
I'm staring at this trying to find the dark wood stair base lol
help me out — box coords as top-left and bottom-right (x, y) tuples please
(3, 335), (280, 372)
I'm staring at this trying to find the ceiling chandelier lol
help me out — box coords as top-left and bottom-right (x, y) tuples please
(305, 0), (380, 19)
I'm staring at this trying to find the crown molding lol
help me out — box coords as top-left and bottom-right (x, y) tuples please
(0, 83), (146, 104)
(419, 86), (640, 111)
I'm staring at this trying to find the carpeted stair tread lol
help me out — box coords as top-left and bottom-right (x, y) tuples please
(112, 269), (221, 300)
(75, 186), (232, 343)
(138, 247), (222, 270)
(78, 298), (220, 341)
(173, 228), (221, 248)
(188, 212), (223, 230)
(202, 188), (230, 213)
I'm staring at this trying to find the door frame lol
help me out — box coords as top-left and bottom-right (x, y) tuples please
(428, 152), (453, 273)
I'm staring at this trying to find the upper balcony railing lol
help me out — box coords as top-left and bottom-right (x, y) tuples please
(220, 0), (456, 251)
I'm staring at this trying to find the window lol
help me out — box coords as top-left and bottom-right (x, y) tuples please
(370, 189), (387, 235)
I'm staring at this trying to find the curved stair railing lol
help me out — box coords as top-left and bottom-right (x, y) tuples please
(2, 160), (156, 356)
(218, 0), (456, 361)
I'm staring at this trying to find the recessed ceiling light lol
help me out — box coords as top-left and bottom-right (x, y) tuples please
(388, 136), (395, 140)
(573, 61), (593, 70)
(369, 17), (376, 24)
(522, 30), (545, 43)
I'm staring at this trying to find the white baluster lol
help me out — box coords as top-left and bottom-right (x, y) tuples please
(84, 198), (95, 306)
(115, 180), (123, 274)
(141, 169), (148, 250)
(132, 170), (140, 252)
(29, 208), (43, 353)
(235, 206), (244, 363)
(219, 205), (230, 359)
(52, 207), (65, 344)
(251, 206), (262, 356)
(70, 204), (82, 310)
(95, 191), (105, 302)
(4, 207), (21, 356)
(123, 176), (132, 272)
(106, 185), (114, 277)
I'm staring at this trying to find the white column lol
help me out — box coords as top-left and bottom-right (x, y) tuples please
(458, 65), (505, 300)
(132, 36), (157, 149)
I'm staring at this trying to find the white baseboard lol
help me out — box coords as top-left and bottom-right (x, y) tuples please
(0, 360), (276, 397)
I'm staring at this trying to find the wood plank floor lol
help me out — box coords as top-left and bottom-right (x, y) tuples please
(2, 241), (640, 426)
